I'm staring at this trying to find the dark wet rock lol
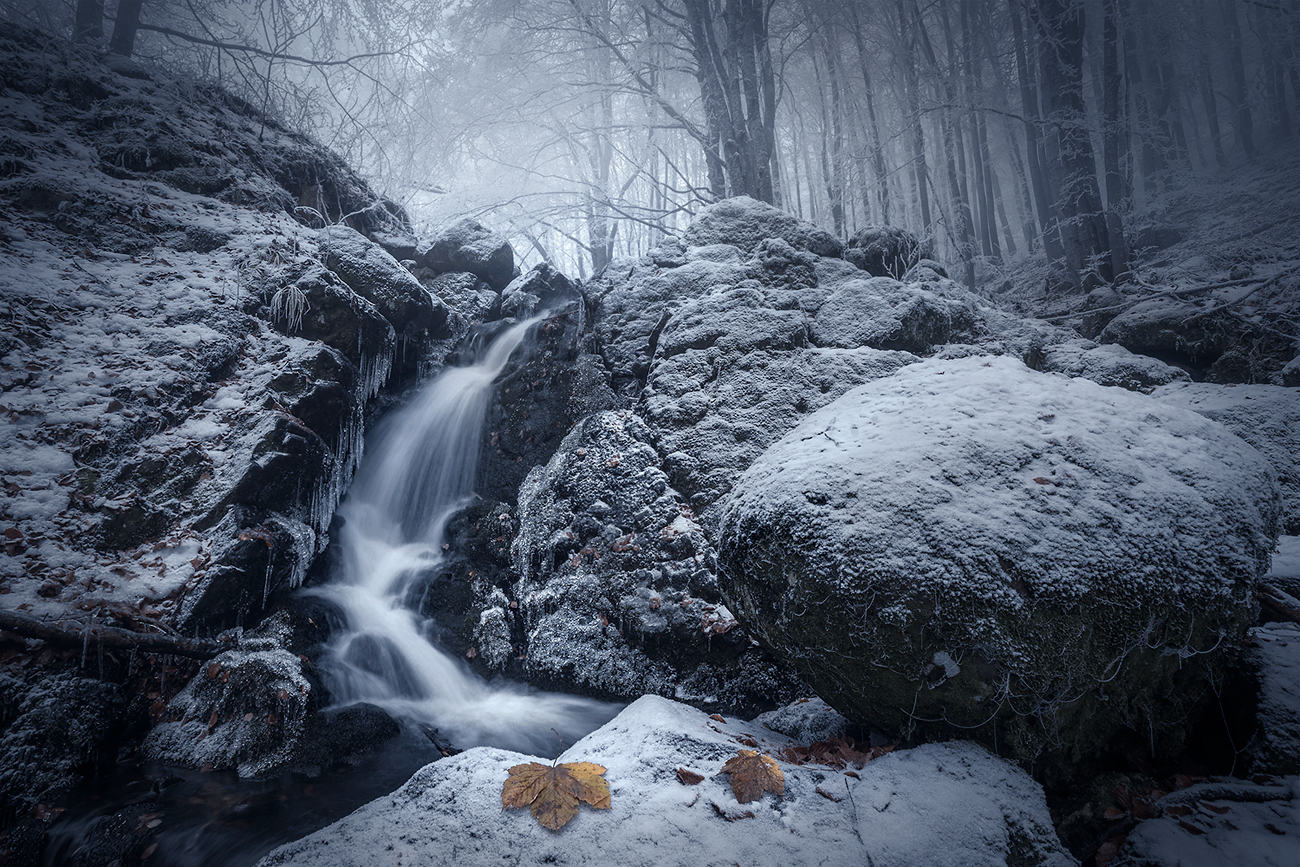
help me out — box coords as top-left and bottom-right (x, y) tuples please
(417, 218), (516, 292)
(718, 356), (1280, 784)
(318, 225), (449, 378)
(409, 499), (519, 661)
(1236, 622), (1300, 776)
(476, 309), (619, 504)
(499, 263), (582, 320)
(503, 411), (805, 716)
(680, 196), (842, 258)
(267, 266), (396, 375)
(293, 703), (403, 775)
(843, 225), (931, 279)
(1097, 296), (1293, 383)
(0, 671), (126, 816)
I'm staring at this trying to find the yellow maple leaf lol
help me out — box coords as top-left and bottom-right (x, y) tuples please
(720, 749), (784, 804)
(501, 761), (612, 830)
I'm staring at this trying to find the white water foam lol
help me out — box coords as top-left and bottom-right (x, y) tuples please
(312, 317), (619, 755)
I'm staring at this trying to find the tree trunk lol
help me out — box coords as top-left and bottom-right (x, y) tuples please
(1102, 0), (1130, 280)
(74, 0), (105, 45)
(1199, 0), (1230, 168)
(1221, 0), (1257, 161)
(849, 6), (892, 224)
(1035, 0), (1113, 286)
(109, 0), (144, 57)
(914, 0), (975, 288)
(897, 0), (932, 229)
(1010, 0), (1063, 260)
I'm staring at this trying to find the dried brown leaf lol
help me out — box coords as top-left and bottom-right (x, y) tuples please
(502, 761), (611, 831)
(676, 767), (704, 786)
(719, 749), (784, 804)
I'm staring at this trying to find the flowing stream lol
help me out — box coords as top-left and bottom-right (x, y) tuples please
(43, 319), (616, 867)
(312, 316), (619, 754)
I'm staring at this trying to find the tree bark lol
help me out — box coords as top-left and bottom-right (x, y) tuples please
(109, 0), (145, 57)
(1035, 0), (1113, 285)
(1102, 0), (1130, 280)
(1221, 0), (1257, 161)
(849, 5), (892, 224)
(0, 609), (225, 659)
(1010, 0), (1062, 260)
(74, 0), (105, 45)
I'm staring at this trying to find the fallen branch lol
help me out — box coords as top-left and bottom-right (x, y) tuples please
(1157, 780), (1293, 810)
(1259, 583), (1300, 625)
(0, 609), (226, 659)
(1041, 275), (1270, 322)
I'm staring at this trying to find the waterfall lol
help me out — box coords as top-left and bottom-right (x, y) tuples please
(312, 317), (618, 755)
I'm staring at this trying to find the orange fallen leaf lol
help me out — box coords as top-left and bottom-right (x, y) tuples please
(720, 749), (784, 804)
(502, 761), (611, 831)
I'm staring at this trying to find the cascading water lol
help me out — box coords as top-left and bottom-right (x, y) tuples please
(311, 317), (619, 755)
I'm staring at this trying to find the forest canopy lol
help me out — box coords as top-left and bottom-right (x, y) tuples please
(5, 0), (1297, 284)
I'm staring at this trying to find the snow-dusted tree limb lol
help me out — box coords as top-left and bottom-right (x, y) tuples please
(1156, 780), (1295, 809)
(0, 608), (227, 659)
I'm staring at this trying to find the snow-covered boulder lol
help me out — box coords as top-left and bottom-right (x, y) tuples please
(319, 225), (449, 350)
(417, 218), (516, 291)
(1151, 382), (1300, 534)
(144, 614), (314, 777)
(681, 196), (843, 258)
(718, 356), (1281, 782)
(258, 695), (1076, 867)
(499, 262), (582, 320)
(504, 411), (803, 714)
(1238, 622), (1300, 776)
(1041, 338), (1191, 391)
(811, 275), (978, 353)
(1108, 778), (1298, 867)
(646, 344), (914, 525)
(843, 225), (931, 278)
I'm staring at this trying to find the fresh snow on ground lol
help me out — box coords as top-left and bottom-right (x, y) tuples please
(258, 695), (1076, 867)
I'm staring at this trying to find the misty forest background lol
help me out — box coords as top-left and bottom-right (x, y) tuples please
(6, 0), (1296, 290)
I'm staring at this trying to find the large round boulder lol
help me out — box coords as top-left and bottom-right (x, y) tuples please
(717, 356), (1281, 781)
(681, 196), (843, 258)
(417, 218), (516, 291)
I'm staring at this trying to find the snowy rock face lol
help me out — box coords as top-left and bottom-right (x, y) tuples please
(1237, 623), (1300, 776)
(259, 695), (1076, 867)
(144, 614), (314, 778)
(0, 27), (436, 639)
(718, 356), (1281, 780)
(416, 217), (517, 292)
(318, 225), (449, 376)
(1041, 338), (1191, 392)
(503, 411), (803, 714)
(843, 225), (931, 278)
(680, 196), (844, 258)
(587, 222), (998, 526)
(1151, 382), (1300, 534)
